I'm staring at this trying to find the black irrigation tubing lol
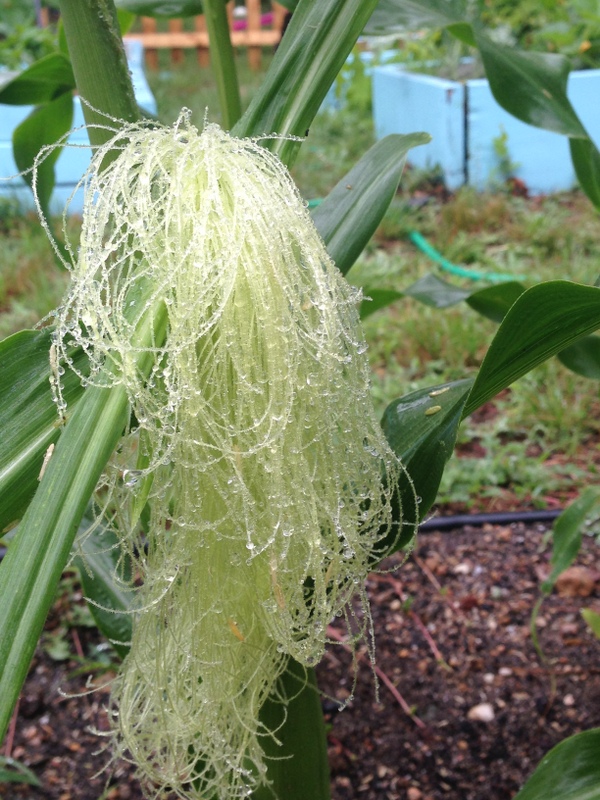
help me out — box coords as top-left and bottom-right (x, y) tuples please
(0, 510), (564, 563)
(418, 508), (563, 532)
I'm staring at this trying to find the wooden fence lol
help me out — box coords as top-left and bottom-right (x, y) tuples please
(125, 1), (289, 71)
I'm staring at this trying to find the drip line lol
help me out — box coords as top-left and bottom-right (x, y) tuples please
(418, 508), (562, 532)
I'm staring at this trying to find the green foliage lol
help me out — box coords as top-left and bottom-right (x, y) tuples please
(581, 607), (600, 637)
(513, 728), (600, 800)
(0, 23), (57, 71)
(382, 379), (472, 526)
(0, 0), (59, 71)
(0, 755), (41, 788)
(115, 0), (203, 14)
(481, 0), (600, 70)
(491, 127), (520, 184)
(73, 521), (133, 659)
(311, 132), (430, 275)
(541, 488), (600, 594)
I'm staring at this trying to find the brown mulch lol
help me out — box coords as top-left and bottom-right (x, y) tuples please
(2, 521), (600, 800)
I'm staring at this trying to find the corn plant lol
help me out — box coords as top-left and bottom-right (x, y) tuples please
(1, 1), (600, 798)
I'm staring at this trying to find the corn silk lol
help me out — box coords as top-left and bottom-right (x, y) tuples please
(50, 112), (412, 799)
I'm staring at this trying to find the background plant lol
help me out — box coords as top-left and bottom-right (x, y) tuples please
(0, 1), (61, 69)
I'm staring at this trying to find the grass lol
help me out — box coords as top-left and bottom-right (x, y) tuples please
(0, 199), (70, 338)
(2, 54), (600, 512)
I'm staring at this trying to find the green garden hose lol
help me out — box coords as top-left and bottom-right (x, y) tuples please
(407, 229), (526, 284)
(307, 198), (526, 284)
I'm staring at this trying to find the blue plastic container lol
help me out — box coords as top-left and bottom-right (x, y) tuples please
(0, 40), (156, 213)
(373, 63), (600, 193)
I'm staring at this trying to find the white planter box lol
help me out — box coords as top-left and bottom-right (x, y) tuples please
(0, 40), (156, 213)
(373, 63), (600, 193)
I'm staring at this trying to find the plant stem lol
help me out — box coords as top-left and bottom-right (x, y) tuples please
(59, 0), (140, 150)
(202, 0), (242, 129)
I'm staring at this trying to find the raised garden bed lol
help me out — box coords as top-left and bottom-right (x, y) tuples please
(373, 64), (600, 193)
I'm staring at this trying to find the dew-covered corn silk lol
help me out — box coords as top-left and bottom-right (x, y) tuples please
(53, 113), (410, 799)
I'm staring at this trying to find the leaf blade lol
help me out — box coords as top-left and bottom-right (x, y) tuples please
(253, 660), (330, 800)
(312, 133), (430, 275)
(12, 92), (74, 215)
(466, 281), (526, 324)
(382, 379), (473, 535)
(463, 281), (600, 417)
(514, 728), (600, 800)
(0, 384), (130, 742)
(0, 330), (87, 532)
(233, 0), (381, 165)
(115, 0), (204, 13)
(364, 0), (467, 37)
(73, 522), (133, 659)
(475, 33), (586, 138)
(0, 53), (75, 105)
(541, 488), (600, 595)
(570, 138), (600, 210)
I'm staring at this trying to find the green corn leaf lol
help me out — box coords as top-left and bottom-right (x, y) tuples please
(202, 0), (241, 129)
(364, 0), (468, 37)
(557, 334), (600, 380)
(0, 330), (88, 533)
(359, 274), (470, 321)
(360, 289), (404, 319)
(233, 0), (381, 166)
(403, 273), (471, 308)
(0, 0), (158, 742)
(541, 488), (600, 595)
(117, 8), (136, 32)
(382, 379), (473, 530)
(381, 281), (600, 538)
(60, 0), (140, 146)
(115, 0), (204, 13)
(73, 521), (133, 659)
(463, 281), (600, 417)
(474, 33), (587, 138)
(466, 281), (526, 323)
(312, 133), (430, 276)
(13, 92), (74, 217)
(359, 276), (524, 322)
(253, 659), (330, 800)
(514, 728), (600, 800)
(369, 4), (587, 140)
(570, 138), (600, 211)
(0, 53), (75, 105)
(274, 0), (298, 10)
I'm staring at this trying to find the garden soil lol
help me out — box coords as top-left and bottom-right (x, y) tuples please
(2, 521), (599, 800)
